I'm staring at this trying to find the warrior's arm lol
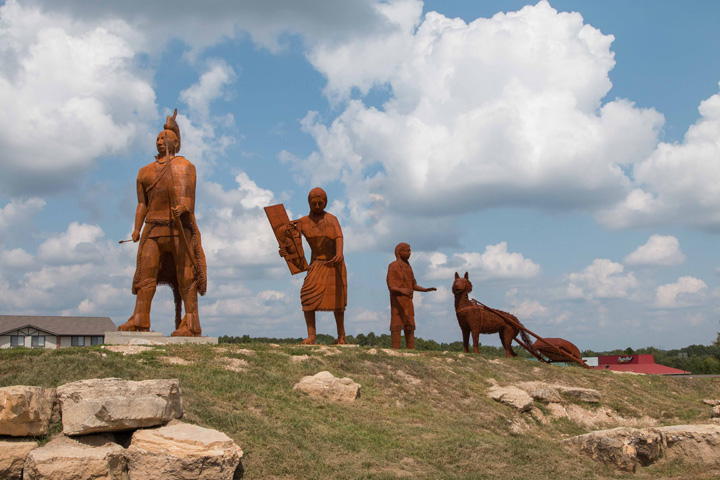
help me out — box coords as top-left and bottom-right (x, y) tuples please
(172, 162), (195, 218)
(132, 178), (148, 242)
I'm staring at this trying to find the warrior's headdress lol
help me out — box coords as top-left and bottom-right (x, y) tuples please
(163, 109), (181, 153)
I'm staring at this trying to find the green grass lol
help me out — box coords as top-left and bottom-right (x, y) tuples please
(2, 344), (720, 479)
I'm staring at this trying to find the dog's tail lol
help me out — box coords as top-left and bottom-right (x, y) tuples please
(519, 328), (541, 359)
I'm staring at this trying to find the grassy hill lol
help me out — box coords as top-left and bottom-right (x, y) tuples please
(2, 343), (720, 479)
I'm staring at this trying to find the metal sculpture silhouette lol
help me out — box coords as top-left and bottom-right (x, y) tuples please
(452, 272), (530, 356)
(452, 272), (589, 367)
(274, 188), (347, 344)
(387, 243), (436, 349)
(119, 110), (207, 336)
(265, 204), (308, 275)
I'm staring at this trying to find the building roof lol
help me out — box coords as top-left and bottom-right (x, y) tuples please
(0, 315), (117, 336)
(593, 354), (690, 375)
(594, 363), (690, 375)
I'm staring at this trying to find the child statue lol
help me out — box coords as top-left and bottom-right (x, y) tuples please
(386, 243), (436, 349)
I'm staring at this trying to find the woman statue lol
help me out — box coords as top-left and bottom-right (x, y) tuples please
(281, 187), (347, 344)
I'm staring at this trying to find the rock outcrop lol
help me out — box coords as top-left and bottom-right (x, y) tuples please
(57, 378), (182, 435)
(126, 422), (243, 480)
(566, 424), (720, 472)
(293, 371), (361, 402)
(514, 382), (601, 404)
(516, 381), (562, 403)
(0, 378), (242, 480)
(23, 434), (128, 480)
(0, 438), (38, 480)
(554, 385), (601, 403)
(487, 385), (534, 412)
(0, 386), (55, 436)
(660, 424), (720, 465)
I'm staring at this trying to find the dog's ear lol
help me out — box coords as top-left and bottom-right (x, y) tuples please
(454, 272), (459, 279)
(464, 271), (469, 279)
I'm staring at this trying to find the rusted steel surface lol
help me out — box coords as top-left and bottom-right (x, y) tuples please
(532, 337), (582, 363)
(265, 204), (308, 275)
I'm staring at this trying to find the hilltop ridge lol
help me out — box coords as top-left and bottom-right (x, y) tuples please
(1, 343), (719, 479)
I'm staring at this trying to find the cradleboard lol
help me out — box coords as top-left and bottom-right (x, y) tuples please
(531, 337), (583, 364)
(264, 204), (309, 275)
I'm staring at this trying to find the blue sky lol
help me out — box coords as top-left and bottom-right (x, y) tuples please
(1, 0), (719, 351)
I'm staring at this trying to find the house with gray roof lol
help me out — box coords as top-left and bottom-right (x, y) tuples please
(0, 315), (117, 349)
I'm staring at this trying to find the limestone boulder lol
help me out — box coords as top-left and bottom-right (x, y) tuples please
(126, 422), (243, 480)
(659, 424), (720, 465)
(0, 438), (37, 480)
(713, 405), (720, 418)
(516, 381), (562, 403)
(553, 385), (601, 403)
(23, 434), (128, 480)
(564, 427), (662, 472)
(0, 385), (55, 436)
(487, 385), (534, 412)
(566, 424), (720, 472)
(57, 378), (182, 435)
(293, 371), (361, 402)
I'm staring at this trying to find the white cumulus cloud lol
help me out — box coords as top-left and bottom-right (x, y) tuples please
(624, 234), (686, 267)
(425, 242), (540, 281)
(566, 259), (638, 300)
(291, 0), (663, 233)
(180, 60), (237, 119)
(36, 222), (106, 265)
(656, 276), (707, 308)
(598, 85), (720, 230)
(0, 0), (157, 196)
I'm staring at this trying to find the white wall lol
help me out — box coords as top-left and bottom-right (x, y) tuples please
(1, 332), (99, 349)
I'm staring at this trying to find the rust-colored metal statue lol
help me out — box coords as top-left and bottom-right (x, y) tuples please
(265, 204), (308, 275)
(452, 272), (532, 356)
(387, 243), (436, 349)
(532, 337), (582, 363)
(275, 188), (347, 344)
(119, 110), (207, 336)
(452, 272), (590, 367)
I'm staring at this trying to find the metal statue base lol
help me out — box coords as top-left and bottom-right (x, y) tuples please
(103, 331), (218, 345)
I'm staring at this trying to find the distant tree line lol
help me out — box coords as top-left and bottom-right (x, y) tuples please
(218, 333), (720, 374)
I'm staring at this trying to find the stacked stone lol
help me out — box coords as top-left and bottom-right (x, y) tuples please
(0, 378), (243, 480)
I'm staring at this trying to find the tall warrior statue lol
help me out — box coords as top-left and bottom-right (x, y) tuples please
(119, 110), (207, 336)
(276, 188), (347, 345)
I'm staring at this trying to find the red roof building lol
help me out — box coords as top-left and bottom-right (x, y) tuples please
(594, 354), (689, 375)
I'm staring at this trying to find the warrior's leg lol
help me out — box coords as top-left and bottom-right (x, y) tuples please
(302, 311), (317, 345)
(404, 326), (415, 350)
(391, 330), (402, 349)
(172, 233), (201, 337)
(333, 309), (346, 345)
(119, 239), (160, 332)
